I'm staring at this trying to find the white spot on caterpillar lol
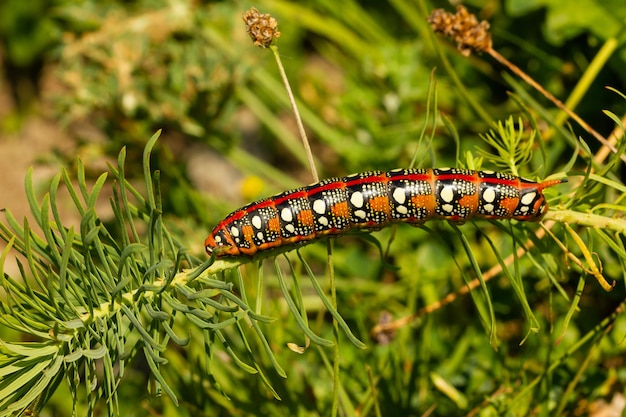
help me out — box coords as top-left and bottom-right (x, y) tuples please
(521, 191), (537, 206)
(350, 191), (364, 208)
(354, 210), (367, 219)
(482, 188), (496, 203)
(230, 226), (240, 237)
(396, 205), (408, 215)
(251, 215), (262, 229)
(281, 207), (293, 222)
(440, 186), (455, 203)
(442, 204), (454, 213)
(392, 187), (406, 205)
(313, 199), (326, 214)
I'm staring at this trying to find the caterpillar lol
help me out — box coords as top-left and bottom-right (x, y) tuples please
(205, 168), (565, 257)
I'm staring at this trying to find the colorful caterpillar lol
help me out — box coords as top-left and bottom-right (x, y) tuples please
(205, 168), (564, 257)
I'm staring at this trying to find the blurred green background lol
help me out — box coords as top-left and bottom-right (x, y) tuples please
(1, 0), (625, 416)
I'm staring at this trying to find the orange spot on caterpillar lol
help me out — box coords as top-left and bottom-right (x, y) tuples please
(369, 195), (391, 214)
(331, 201), (350, 218)
(297, 209), (314, 227)
(267, 216), (281, 233)
(458, 194), (479, 212)
(499, 197), (518, 216)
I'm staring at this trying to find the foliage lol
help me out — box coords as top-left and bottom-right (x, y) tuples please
(1, 0), (626, 416)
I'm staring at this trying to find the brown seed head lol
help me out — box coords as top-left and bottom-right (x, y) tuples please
(242, 7), (281, 48)
(428, 5), (492, 56)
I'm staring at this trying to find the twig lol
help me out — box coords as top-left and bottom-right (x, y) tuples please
(242, 7), (319, 182)
(428, 5), (625, 163)
(270, 45), (319, 182)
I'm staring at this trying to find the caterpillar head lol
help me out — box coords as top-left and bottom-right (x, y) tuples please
(205, 227), (240, 257)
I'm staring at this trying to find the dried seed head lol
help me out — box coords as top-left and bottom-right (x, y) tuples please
(428, 5), (492, 56)
(242, 7), (281, 48)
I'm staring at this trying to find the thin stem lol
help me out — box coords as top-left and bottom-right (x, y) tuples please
(509, 300), (625, 408)
(370, 203), (626, 336)
(372, 223), (548, 337)
(487, 48), (626, 163)
(545, 209), (626, 234)
(328, 240), (340, 417)
(431, 41), (494, 127)
(270, 45), (319, 182)
(594, 113), (626, 166)
(564, 223), (614, 291)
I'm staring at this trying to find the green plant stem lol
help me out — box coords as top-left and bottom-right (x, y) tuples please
(509, 300), (624, 410)
(564, 223), (613, 291)
(554, 37), (619, 129)
(544, 209), (626, 234)
(328, 240), (340, 417)
(255, 260), (264, 315)
(82, 267), (231, 323)
(554, 330), (599, 416)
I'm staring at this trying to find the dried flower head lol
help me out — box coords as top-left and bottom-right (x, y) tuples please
(428, 5), (492, 56)
(242, 7), (281, 48)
